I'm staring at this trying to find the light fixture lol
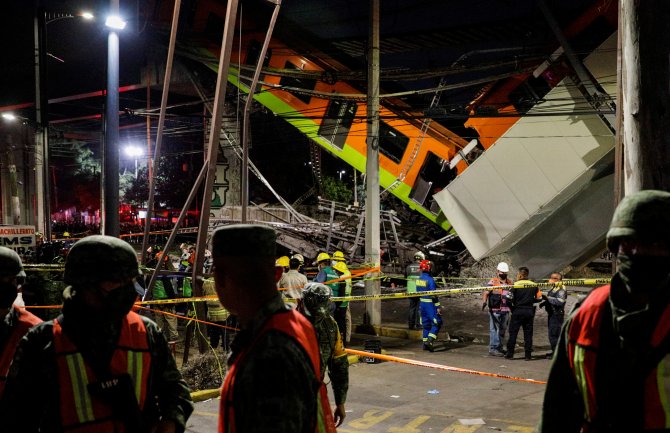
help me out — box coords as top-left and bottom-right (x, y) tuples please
(124, 145), (144, 157)
(105, 15), (126, 30)
(1, 113), (17, 121)
(81, 11), (94, 20)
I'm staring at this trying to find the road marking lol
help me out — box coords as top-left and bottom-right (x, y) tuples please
(346, 409), (394, 429)
(388, 415), (431, 433)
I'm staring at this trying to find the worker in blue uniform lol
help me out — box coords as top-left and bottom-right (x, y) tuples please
(416, 260), (442, 352)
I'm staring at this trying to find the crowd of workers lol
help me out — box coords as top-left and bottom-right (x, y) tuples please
(0, 189), (669, 432)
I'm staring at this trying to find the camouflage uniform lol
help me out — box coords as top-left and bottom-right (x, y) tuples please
(227, 295), (320, 433)
(301, 283), (349, 407)
(0, 236), (193, 433)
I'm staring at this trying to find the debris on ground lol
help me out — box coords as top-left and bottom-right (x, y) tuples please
(181, 352), (227, 391)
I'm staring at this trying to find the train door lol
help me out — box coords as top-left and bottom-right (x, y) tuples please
(410, 151), (456, 213)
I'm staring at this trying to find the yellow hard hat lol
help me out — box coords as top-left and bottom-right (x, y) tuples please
(332, 251), (345, 262)
(333, 260), (348, 274)
(316, 252), (331, 263)
(275, 256), (290, 268)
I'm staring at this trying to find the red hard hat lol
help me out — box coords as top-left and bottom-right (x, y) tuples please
(419, 259), (432, 272)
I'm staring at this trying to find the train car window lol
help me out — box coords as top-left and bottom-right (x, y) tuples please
(318, 100), (357, 149)
(379, 122), (409, 164)
(410, 151), (456, 211)
(279, 61), (316, 104)
(246, 40), (272, 68)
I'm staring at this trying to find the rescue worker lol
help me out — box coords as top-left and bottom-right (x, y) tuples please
(203, 277), (235, 351)
(314, 252), (345, 336)
(299, 283), (349, 427)
(275, 255), (289, 287)
(406, 251), (424, 330)
(0, 247), (42, 398)
(332, 260), (351, 346)
(540, 272), (566, 358)
(152, 251), (179, 342)
(0, 235), (193, 432)
(417, 260), (442, 352)
(505, 266), (542, 360)
(540, 190), (670, 432)
(279, 256), (309, 308)
(483, 262), (512, 356)
(213, 225), (336, 433)
(332, 251), (352, 343)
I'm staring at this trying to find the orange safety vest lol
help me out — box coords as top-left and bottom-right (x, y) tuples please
(568, 285), (670, 431)
(0, 306), (42, 397)
(53, 312), (152, 433)
(219, 309), (336, 433)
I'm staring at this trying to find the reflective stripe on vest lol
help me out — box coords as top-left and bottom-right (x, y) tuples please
(0, 307), (42, 398)
(568, 285), (670, 429)
(219, 309), (336, 433)
(53, 312), (151, 432)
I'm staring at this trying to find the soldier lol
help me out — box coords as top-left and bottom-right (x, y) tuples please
(540, 190), (670, 432)
(213, 225), (336, 433)
(0, 235), (193, 433)
(299, 283), (349, 427)
(0, 247), (42, 398)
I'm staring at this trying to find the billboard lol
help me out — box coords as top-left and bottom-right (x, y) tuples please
(0, 225), (36, 255)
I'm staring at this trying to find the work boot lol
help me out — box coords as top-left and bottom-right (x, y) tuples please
(423, 339), (435, 352)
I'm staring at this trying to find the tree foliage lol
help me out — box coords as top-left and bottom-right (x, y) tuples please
(321, 175), (353, 203)
(124, 156), (200, 209)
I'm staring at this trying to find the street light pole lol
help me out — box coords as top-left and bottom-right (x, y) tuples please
(34, 8), (50, 240)
(103, 0), (123, 237)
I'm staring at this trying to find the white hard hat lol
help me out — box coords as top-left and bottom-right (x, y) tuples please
(497, 262), (509, 273)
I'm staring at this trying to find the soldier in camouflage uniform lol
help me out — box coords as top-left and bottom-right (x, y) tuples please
(299, 283), (350, 427)
(213, 225), (336, 433)
(540, 190), (670, 432)
(0, 235), (193, 433)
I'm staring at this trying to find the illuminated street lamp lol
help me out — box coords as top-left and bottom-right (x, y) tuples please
(338, 169), (346, 181)
(124, 145), (144, 178)
(1, 113), (17, 122)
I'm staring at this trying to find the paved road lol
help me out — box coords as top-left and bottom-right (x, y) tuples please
(185, 338), (550, 433)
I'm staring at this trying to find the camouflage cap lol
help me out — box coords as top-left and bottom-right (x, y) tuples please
(0, 246), (24, 278)
(607, 190), (670, 252)
(63, 235), (141, 286)
(211, 224), (276, 257)
(302, 282), (331, 316)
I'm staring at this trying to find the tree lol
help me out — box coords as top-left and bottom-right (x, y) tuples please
(124, 156), (201, 209)
(321, 176), (353, 203)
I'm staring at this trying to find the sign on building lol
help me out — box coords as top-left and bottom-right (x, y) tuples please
(0, 225), (36, 255)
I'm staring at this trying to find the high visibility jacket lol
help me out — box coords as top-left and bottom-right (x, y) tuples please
(0, 307), (42, 397)
(219, 309), (336, 433)
(53, 312), (151, 433)
(406, 263), (421, 294)
(486, 277), (512, 312)
(567, 285), (670, 431)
